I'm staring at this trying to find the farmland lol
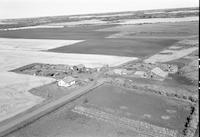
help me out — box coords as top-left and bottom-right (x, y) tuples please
(0, 7), (198, 137)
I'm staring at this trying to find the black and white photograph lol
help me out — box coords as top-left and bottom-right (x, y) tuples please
(0, 0), (199, 137)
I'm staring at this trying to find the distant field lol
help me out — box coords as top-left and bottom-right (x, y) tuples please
(47, 19), (107, 26)
(168, 10), (199, 14)
(117, 16), (198, 25)
(0, 25), (64, 31)
(99, 21), (198, 33)
(0, 25), (116, 40)
(98, 21), (199, 39)
(0, 7), (198, 30)
(0, 21), (197, 58)
(49, 38), (178, 57)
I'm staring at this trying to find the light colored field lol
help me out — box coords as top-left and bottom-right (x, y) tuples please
(96, 13), (133, 18)
(144, 46), (198, 63)
(144, 11), (165, 14)
(97, 21), (198, 32)
(0, 50), (137, 70)
(0, 21), (8, 24)
(68, 15), (94, 19)
(0, 25), (64, 31)
(0, 72), (55, 122)
(0, 38), (84, 122)
(0, 38), (84, 51)
(145, 10), (199, 14)
(48, 19), (107, 26)
(0, 20), (15, 25)
(107, 32), (197, 39)
(0, 38), (137, 70)
(68, 13), (133, 19)
(117, 16), (199, 25)
(168, 10), (199, 14)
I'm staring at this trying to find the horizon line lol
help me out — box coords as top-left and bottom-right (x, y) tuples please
(1, 6), (198, 20)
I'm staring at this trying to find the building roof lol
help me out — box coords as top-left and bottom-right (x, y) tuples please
(151, 67), (168, 78)
(76, 64), (85, 69)
(62, 76), (76, 83)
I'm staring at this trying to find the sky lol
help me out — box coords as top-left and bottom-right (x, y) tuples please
(0, 0), (199, 19)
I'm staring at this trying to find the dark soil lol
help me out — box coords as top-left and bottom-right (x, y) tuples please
(49, 38), (178, 57)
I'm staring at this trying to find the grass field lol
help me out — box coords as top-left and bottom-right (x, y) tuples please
(84, 84), (190, 132)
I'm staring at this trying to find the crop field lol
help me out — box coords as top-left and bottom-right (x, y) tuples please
(0, 25), (116, 40)
(0, 72), (54, 123)
(49, 38), (177, 57)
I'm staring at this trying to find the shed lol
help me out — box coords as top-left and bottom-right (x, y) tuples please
(134, 71), (146, 78)
(73, 64), (86, 72)
(113, 69), (132, 75)
(113, 69), (124, 75)
(77, 64), (86, 72)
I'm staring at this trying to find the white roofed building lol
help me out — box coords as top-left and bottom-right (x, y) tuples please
(57, 76), (76, 87)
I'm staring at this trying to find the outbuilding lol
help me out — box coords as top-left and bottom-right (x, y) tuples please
(134, 71), (147, 78)
(73, 64), (86, 73)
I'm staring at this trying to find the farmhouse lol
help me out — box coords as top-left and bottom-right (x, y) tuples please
(151, 67), (168, 78)
(57, 76), (76, 87)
